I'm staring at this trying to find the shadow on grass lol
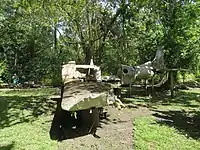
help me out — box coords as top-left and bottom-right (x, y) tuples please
(0, 142), (14, 150)
(50, 106), (104, 141)
(153, 110), (200, 140)
(0, 93), (56, 129)
(123, 89), (200, 139)
(49, 106), (119, 141)
(122, 90), (200, 109)
(152, 91), (200, 106)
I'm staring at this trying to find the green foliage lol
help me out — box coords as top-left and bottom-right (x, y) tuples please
(0, 61), (9, 83)
(177, 72), (196, 82)
(0, 61), (6, 76)
(0, 0), (200, 84)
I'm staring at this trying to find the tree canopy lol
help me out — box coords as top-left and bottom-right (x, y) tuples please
(0, 0), (199, 85)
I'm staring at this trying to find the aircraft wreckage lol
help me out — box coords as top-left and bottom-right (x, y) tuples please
(57, 59), (123, 138)
(61, 60), (123, 111)
(54, 48), (168, 139)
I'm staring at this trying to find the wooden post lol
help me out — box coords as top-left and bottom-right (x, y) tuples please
(144, 79), (148, 96)
(129, 82), (132, 97)
(152, 74), (155, 95)
(170, 71), (174, 98)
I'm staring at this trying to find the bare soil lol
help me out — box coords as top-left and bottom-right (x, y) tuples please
(57, 106), (152, 150)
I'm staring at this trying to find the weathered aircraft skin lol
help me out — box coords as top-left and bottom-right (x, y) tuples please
(61, 59), (124, 111)
(61, 60), (109, 111)
(119, 48), (165, 85)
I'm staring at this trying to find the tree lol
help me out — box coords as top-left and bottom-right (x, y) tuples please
(0, 0), (199, 85)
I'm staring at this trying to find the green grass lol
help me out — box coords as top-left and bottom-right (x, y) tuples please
(131, 89), (200, 150)
(1, 87), (200, 150)
(0, 88), (58, 150)
(124, 89), (200, 111)
(134, 116), (200, 150)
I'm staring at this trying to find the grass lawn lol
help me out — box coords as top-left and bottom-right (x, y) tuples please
(0, 88), (58, 150)
(134, 116), (200, 150)
(130, 89), (200, 150)
(1, 87), (200, 150)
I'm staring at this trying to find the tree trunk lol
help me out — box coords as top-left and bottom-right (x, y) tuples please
(83, 43), (92, 65)
(161, 71), (178, 90)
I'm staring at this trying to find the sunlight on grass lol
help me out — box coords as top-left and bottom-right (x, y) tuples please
(132, 89), (200, 150)
(134, 116), (200, 150)
(0, 88), (58, 97)
(0, 88), (58, 150)
(0, 117), (57, 150)
(124, 89), (200, 111)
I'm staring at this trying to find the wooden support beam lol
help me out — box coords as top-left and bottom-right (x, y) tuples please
(170, 71), (174, 98)
(76, 65), (99, 69)
(129, 83), (132, 97)
(166, 68), (189, 72)
(144, 79), (148, 96)
(152, 74), (155, 95)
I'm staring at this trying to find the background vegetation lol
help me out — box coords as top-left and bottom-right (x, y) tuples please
(0, 0), (200, 86)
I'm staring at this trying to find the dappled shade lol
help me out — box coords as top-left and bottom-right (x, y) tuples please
(122, 90), (200, 109)
(0, 142), (14, 150)
(0, 89), (57, 129)
(49, 108), (101, 141)
(153, 110), (200, 139)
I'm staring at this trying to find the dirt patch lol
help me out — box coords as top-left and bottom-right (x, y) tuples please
(57, 106), (152, 150)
